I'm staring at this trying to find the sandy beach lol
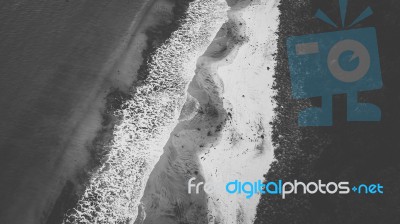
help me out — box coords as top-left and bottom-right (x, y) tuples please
(137, 0), (279, 223)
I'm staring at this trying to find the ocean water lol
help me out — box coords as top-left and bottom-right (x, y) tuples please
(0, 1), (147, 223)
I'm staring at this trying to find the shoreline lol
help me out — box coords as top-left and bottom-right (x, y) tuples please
(46, 0), (185, 223)
(60, 0), (224, 223)
(136, 0), (280, 223)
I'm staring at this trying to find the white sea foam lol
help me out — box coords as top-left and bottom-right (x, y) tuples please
(63, 1), (228, 223)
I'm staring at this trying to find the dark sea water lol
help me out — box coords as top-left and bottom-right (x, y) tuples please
(0, 1), (147, 223)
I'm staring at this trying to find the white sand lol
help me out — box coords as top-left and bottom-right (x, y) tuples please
(200, 1), (280, 223)
(137, 0), (280, 223)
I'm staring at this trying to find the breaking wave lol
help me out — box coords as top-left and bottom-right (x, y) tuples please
(62, 1), (227, 223)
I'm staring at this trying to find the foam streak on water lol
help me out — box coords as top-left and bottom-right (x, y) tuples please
(63, 1), (228, 223)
